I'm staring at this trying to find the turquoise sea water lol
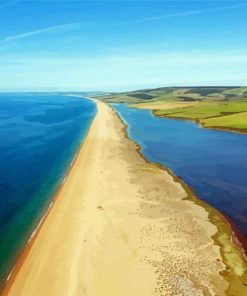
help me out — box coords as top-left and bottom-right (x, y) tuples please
(0, 94), (96, 286)
(113, 104), (247, 240)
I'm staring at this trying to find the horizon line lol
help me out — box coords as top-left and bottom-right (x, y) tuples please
(0, 85), (245, 94)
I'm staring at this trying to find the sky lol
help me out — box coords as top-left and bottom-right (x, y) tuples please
(0, 0), (247, 91)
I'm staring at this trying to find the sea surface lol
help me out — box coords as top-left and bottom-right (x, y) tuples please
(0, 94), (96, 285)
(113, 104), (247, 239)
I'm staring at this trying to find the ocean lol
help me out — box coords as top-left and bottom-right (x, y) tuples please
(113, 103), (247, 240)
(0, 94), (96, 285)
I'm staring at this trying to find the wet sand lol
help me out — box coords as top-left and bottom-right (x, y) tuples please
(3, 100), (247, 296)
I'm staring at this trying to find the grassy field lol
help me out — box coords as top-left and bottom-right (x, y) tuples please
(201, 112), (247, 131)
(95, 87), (247, 133)
(154, 101), (247, 132)
(154, 102), (247, 119)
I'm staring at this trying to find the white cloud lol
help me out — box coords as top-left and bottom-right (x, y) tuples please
(120, 3), (247, 25)
(0, 22), (79, 44)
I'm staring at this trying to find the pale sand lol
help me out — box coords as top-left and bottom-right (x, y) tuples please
(3, 100), (247, 296)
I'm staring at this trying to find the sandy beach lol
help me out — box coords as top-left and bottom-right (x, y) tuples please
(3, 100), (247, 296)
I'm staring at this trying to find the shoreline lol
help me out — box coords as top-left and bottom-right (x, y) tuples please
(1, 102), (98, 294)
(113, 104), (247, 260)
(127, 102), (247, 135)
(3, 100), (247, 295)
(111, 103), (247, 294)
(222, 215), (247, 262)
(125, 103), (247, 261)
(152, 111), (247, 135)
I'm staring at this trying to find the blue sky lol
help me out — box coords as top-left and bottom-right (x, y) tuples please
(0, 0), (247, 91)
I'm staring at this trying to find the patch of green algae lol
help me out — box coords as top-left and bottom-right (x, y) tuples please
(210, 212), (247, 295)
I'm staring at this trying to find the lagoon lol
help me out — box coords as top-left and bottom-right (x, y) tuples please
(113, 103), (247, 239)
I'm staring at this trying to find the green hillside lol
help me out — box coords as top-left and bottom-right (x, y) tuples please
(96, 86), (247, 103)
(95, 86), (247, 133)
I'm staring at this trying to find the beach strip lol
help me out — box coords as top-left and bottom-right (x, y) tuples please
(3, 100), (247, 296)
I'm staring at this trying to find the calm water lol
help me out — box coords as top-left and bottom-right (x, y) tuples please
(0, 94), (96, 285)
(113, 104), (247, 238)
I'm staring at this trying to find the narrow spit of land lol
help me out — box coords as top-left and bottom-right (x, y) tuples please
(3, 100), (247, 296)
